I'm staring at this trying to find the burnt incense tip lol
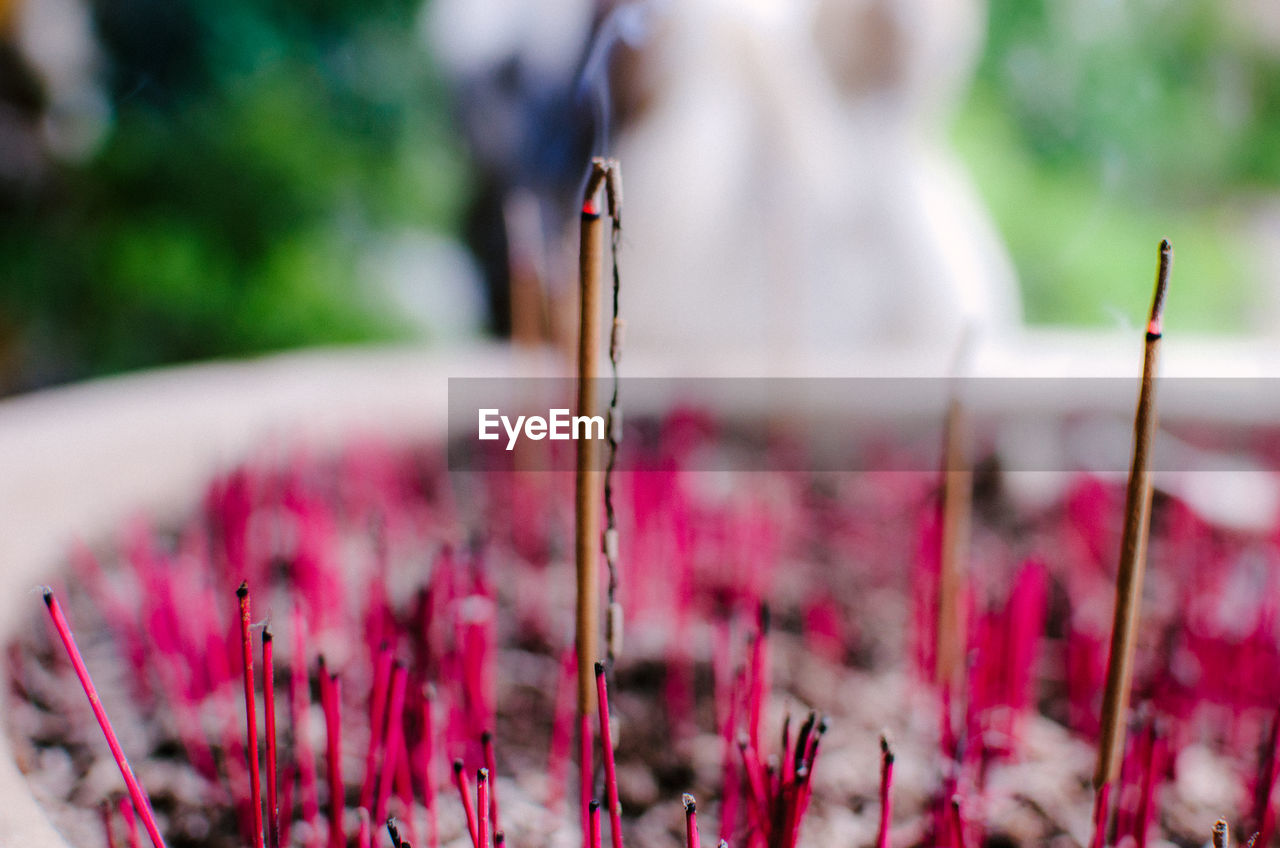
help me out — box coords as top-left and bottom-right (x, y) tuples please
(759, 602), (771, 633)
(452, 758), (464, 774)
(263, 626), (273, 642)
(718, 841), (728, 848)
(951, 795), (962, 811)
(737, 732), (749, 750)
(496, 832), (506, 846)
(478, 767), (489, 782)
(1213, 820), (1229, 848)
(1148, 239), (1173, 334)
(387, 817), (404, 848)
(589, 800), (601, 812)
(41, 587), (53, 607)
(880, 732), (895, 763)
(481, 729), (493, 744)
(594, 661), (606, 677)
(236, 580), (249, 599)
(682, 793), (697, 813)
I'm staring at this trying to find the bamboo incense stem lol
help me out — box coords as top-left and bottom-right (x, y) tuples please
(1093, 239), (1172, 791)
(576, 157), (609, 716)
(936, 396), (971, 690)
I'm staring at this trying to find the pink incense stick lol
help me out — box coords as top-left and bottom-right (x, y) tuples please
(236, 582), (266, 848)
(595, 663), (625, 848)
(419, 686), (439, 848)
(453, 759), (479, 848)
(263, 627), (280, 848)
(120, 796), (142, 848)
(101, 800), (120, 848)
(949, 796), (967, 848)
(877, 734), (894, 848)
(42, 590), (167, 848)
(477, 768), (491, 848)
(357, 807), (372, 848)
(589, 799), (602, 848)
(482, 730), (501, 836)
(375, 663), (409, 822)
(320, 663), (345, 848)
(683, 794), (701, 848)
(1090, 783), (1111, 848)
(362, 643), (394, 811)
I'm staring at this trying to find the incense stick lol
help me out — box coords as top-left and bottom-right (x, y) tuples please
(237, 582), (266, 848)
(877, 733), (894, 848)
(576, 157), (609, 717)
(1094, 240), (1172, 792)
(595, 662), (624, 848)
(263, 626), (280, 848)
(42, 590), (168, 848)
(577, 157), (610, 847)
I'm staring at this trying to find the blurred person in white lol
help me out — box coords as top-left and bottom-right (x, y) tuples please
(427, 0), (1021, 371)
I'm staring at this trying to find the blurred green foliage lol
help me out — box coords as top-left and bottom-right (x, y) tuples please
(955, 0), (1280, 330)
(0, 0), (468, 387)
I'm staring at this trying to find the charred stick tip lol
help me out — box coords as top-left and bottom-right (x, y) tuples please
(478, 768), (489, 782)
(682, 794), (697, 813)
(453, 759), (465, 775)
(880, 733), (895, 763)
(1213, 820), (1229, 848)
(589, 800), (601, 812)
(1147, 239), (1173, 336)
(594, 661), (606, 677)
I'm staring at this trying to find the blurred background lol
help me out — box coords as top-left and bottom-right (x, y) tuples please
(1, 0), (1279, 393)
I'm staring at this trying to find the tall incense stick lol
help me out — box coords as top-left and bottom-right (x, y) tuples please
(237, 582), (266, 848)
(1093, 239), (1172, 796)
(43, 590), (168, 848)
(576, 157), (609, 718)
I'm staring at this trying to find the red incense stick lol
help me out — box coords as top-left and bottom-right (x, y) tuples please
(683, 794), (701, 848)
(101, 800), (119, 848)
(589, 799), (602, 848)
(375, 663), (409, 822)
(595, 663), (625, 848)
(320, 662), (345, 848)
(949, 796), (967, 848)
(357, 807), (372, 848)
(453, 759), (479, 848)
(877, 734), (894, 848)
(362, 643), (394, 811)
(120, 796), (142, 848)
(478, 768), (492, 848)
(236, 582), (266, 848)
(482, 730), (501, 836)
(263, 626), (280, 848)
(42, 590), (167, 848)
